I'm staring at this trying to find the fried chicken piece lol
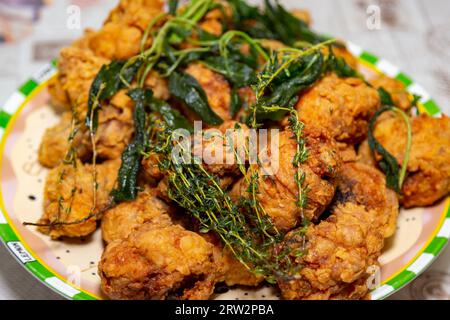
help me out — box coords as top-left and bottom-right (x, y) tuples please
(194, 120), (250, 177)
(185, 63), (232, 122)
(335, 162), (399, 238)
(38, 112), (79, 168)
(277, 203), (385, 300)
(105, 0), (165, 31)
(99, 223), (218, 300)
(57, 46), (109, 111)
(369, 74), (412, 111)
(77, 0), (164, 60)
(102, 189), (175, 244)
(231, 125), (341, 232)
(38, 91), (135, 167)
(47, 76), (70, 112)
(201, 233), (264, 287)
(295, 73), (380, 148)
(366, 113), (450, 207)
(38, 159), (120, 239)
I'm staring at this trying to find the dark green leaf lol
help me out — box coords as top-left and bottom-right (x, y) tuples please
(149, 98), (193, 131)
(86, 59), (142, 132)
(328, 47), (359, 78)
(168, 0), (179, 15)
(256, 53), (325, 121)
(168, 71), (223, 125)
(230, 87), (242, 117)
(368, 106), (401, 192)
(203, 56), (256, 87)
(110, 88), (149, 202)
(227, 0), (329, 46)
(377, 87), (395, 106)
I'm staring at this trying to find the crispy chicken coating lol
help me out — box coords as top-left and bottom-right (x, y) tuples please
(231, 125), (341, 232)
(38, 159), (120, 239)
(334, 162), (399, 238)
(38, 91), (135, 167)
(369, 74), (413, 111)
(202, 233), (264, 287)
(295, 73), (380, 147)
(99, 223), (218, 300)
(364, 113), (450, 208)
(102, 189), (175, 244)
(277, 203), (385, 300)
(38, 112), (77, 168)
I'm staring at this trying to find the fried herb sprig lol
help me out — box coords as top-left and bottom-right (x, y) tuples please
(368, 89), (412, 192)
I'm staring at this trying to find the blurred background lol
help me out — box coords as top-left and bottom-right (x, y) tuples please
(0, 0), (449, 300)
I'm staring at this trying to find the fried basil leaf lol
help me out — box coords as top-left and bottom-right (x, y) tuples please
(86, 59), (142, 132)
(203, 56), (257, 87)
(169, 71), (223, 125)
(368, 105), (401, 192)
(378, 87), (395, 106)
(111, 88), (149, 202)
(255, 52), (325, 121)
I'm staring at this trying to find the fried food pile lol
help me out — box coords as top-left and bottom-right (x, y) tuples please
(33, 0), (450, 300)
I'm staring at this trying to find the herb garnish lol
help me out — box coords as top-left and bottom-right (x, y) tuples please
(368, 89), (412, 192)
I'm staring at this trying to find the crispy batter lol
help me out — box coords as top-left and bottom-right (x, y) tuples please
(38, 92), (135, 167)
(102, 190), (174, 244)
(99, 223), (218, 300)
(295, 73), (380, 147)
(369, 74), (412, 111)
(335, 162), (399, 238)
(38, 112), (77, 168)
(367, 113), (450, 207)
(277, 203), (385, 300)
(38, 159), (120, 239)
(202, 233), (264, 287)
(231, 125), (341, 232)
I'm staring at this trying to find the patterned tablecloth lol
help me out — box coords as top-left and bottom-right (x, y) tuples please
(0, 0), (449, 300)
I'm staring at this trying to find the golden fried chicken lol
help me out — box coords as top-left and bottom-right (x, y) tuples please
(102, 189), (175, 244)
(202, 233), (264, 287)
(364, 113), (450, 208)
(277, 203), (385, 300)
(38, 159), (120, 239)
(38, 92), (135, 167)
(56, 46), (109, 112)
(334, 162), (399, 238)
(369, 74), (412, 111)
(231, 125), (341, 232)
(99, 223), (219, 300)
(295, 73), (380, 148)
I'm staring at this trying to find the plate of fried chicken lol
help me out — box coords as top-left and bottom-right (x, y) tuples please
(0, 0), (449, 300)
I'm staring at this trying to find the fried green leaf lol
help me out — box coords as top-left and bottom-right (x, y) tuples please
(368, 106), (401, 192)
(168, 71), (223, 125)
(110, 88), (149, 202)
(86, 59), (142, 133)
